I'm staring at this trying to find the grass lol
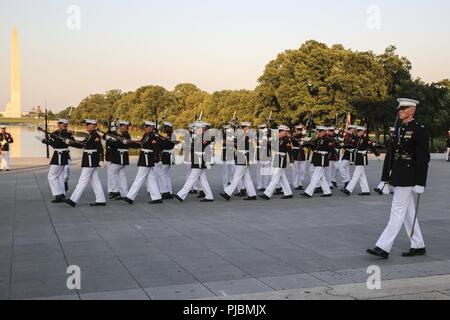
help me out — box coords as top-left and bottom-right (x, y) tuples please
(0, 118), (44, 125)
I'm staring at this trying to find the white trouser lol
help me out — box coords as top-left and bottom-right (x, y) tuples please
(292, 161), (306, 188)
(109, 163), (128, 197)
(158, 164), (172, 194)
(326, 161), (339, 186)
(232, 164), (245, 191)
(48, 165), (66, 196)
(377, 182), (393, 195)
(264, 168), (292, 198)
(127, 167), (161, 201)
(107, 162), (113, 193)
(63, 160), (71, 183)
(178, 169), (213, 200)
(225, 166), (256, 197)
(346, 166), (370, 194)
(339, 160), (352, 183)
(70, 168), (106, 204)
(376, 187), (426, 253)
(447, 148), (450, 161)
(257, 161), (271, 189)
(0, 151), (11, 170)
(185, 164), (202, 192)
(305, 167), (332, 196)
(223, 162), (234, 189)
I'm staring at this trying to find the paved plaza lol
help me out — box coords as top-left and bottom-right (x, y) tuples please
(0, 158), (449, 300)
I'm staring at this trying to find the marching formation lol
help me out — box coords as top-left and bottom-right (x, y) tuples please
(39, 117), (388, 207)
(32, 98), (438, 259)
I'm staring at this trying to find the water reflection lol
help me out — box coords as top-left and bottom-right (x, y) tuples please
(4, 125), (83, 159)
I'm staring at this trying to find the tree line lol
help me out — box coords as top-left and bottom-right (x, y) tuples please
(58, 40), (450, 148)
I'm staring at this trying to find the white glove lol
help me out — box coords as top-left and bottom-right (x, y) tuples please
(412, 186), (425, 194)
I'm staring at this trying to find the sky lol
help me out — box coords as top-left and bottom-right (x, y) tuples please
(0, 0), (449, 112)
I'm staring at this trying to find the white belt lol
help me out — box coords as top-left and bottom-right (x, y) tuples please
(163, 150), (173, 154)
(347, 149), (355, 152)
(118, 149), (128, 153)
(141, 149), (154, 153)
(315, 151), (328, 166)
(84, 149), (97, 167)
(274, 152), (287, 156)
(358, 151), (368, 154)
(292, 147), (300, 150)
(55, 148), (69, 164)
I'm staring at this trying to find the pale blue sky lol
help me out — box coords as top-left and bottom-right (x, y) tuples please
(1, 0), (449, 111)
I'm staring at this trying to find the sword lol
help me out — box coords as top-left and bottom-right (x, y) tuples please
(410, 194), (421, 238)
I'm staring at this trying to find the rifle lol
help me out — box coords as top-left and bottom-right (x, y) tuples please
(229, 111), (238, 129)
(45, 106), (50, 159)
(37, 127), (77, 145)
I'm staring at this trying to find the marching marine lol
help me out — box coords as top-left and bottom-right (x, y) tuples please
(302, 126), (335, 198)
(175, 122), (214, 202)
(158, 122), (177, 200)
(220, 122), (257, 201)
(66, 120), (106, 207)
(259, 125), (293, 200)
(105, 121), (133, 200)
(368, 98), (430, 259)
(341, 126), (380, 196)
(123, 121), (163, 205)
(291, 125), (307, 191)
(41, 119), (75, 203)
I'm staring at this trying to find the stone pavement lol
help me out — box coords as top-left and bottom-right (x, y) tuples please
(0, 159), (449, 300)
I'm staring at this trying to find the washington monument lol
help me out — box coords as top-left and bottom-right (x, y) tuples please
(1, 27), (22, 118)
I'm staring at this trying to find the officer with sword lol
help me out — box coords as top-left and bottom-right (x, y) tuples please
(368, 98), (430, 259)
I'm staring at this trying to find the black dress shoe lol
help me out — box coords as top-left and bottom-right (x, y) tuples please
(314, 187), (323, 194)
(274, 188), (283, 196)
(162, 193), (174, 200)
(52, 195), (66, 203)
(367, 247), (389, 259)
(66, 199), (76, 207)
(200, 199), (214, 202)
(244, 196), (257, 201)
(332, 182), (338, 188)
(258, 194), (271, 200)
(64, 182), (69, 192)
(321, 194), (332, 198)
(150, 200), (163, 204)
(109, 192), (120, 199)
(358, 193), (371, 196)
(189, 190), (198, 195)
(301, 192), (312, 198)
(123, 197), (134, 205)
(235, 190), (247, 197)
(220, 193), (231, 201)
(197, 191), (206, 199)
(257, 188), (266, 192)
(402, 248), (426, 257)
(294, 186), (303, 191)
(90, 203), (106, 207)
(341, 189), (351, 196)
(374, 187), (383, 195)
(174, 195), (184, 202)
(281, 195), (293, 200)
